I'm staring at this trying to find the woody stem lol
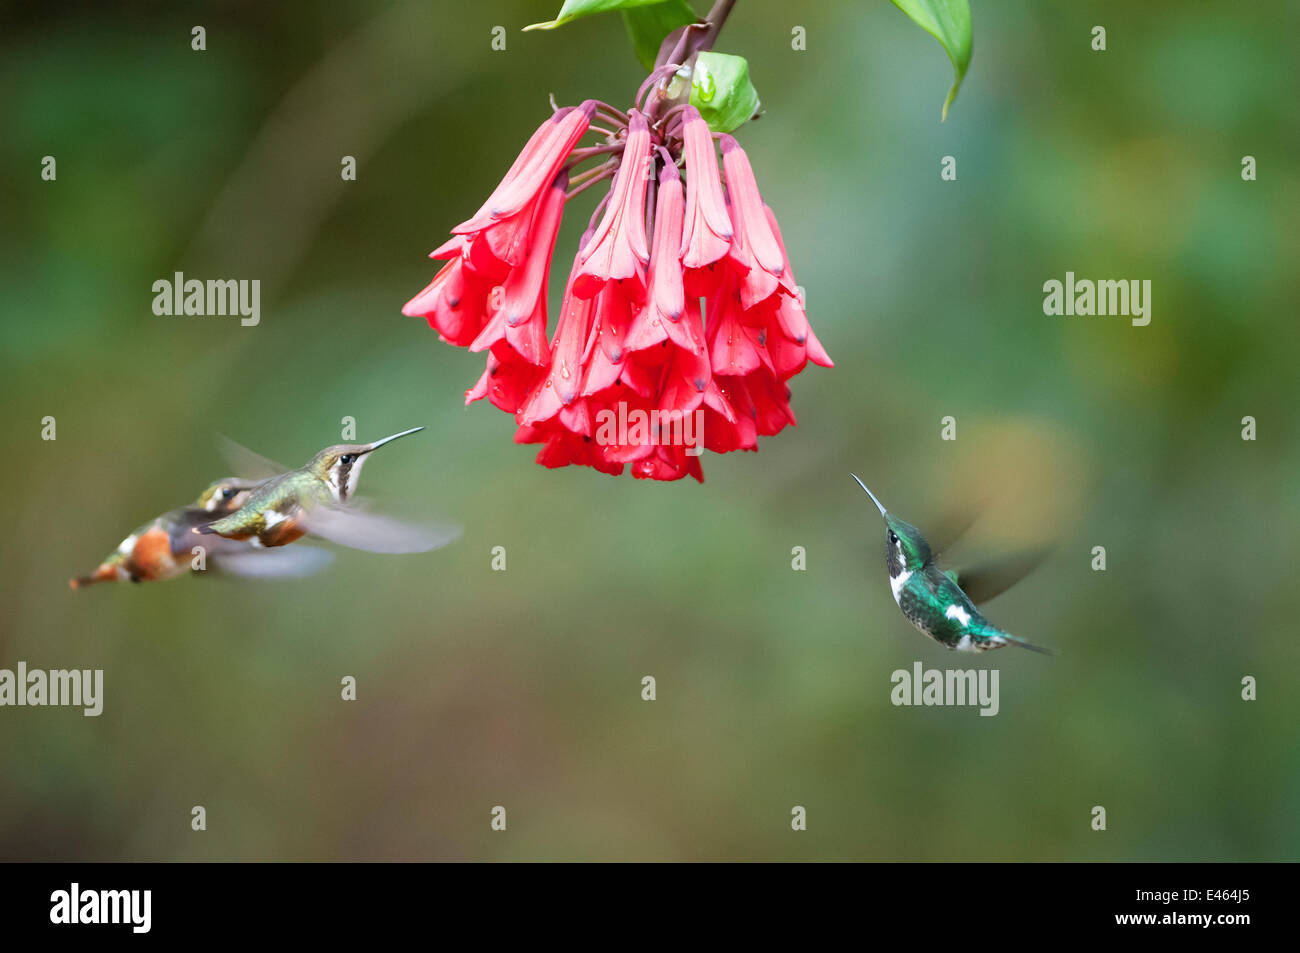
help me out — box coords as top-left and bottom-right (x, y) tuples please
(695, 0), (738, 57)
(654, 0), (738, 70)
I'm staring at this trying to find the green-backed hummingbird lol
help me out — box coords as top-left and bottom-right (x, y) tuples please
(852, 474), (1053, 655)
(199, 427), (460, 554)
(71, 477), (331, 587)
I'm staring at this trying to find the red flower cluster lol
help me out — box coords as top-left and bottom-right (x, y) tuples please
(403, 95), (831, 482)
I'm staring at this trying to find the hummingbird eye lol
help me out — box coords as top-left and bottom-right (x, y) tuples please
(221, 488), (235, 500)
(340, 454), (355, 465)
(887, 530), (898, 545)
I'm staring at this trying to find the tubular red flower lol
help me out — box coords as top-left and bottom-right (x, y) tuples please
(573, 110), (652, 299)
(454, 102), (596, 235)
(765, 324), (806, 379)
(665, 292), (707, 358)
(580, 284), (634, 397)
(631, 443), (703, 483)
(618, 350), (659, 398)
(594, 391), (659, 464)
(625, 162), (685, 354)
(467, 172), (567, 365)
(402, 254), (494, 347)
(519, 258), (597, 426)
(658, 342), (711, 417)
(746, 368), (798, 436)
(558, 396), (595, 437)
(679, 106), (732, 269)
(469, 205), (537, 271)
(703, 376), (757, 454)
(429, 233), (510, 284)
(803, 324), (833, 369)
(710, 306), (763, 377)
(720, 135), (792, 310)
(465, 345), (545, 414)
(764, 204), (833, 368)
(755, 298), (807, 380)
(406, 93), (830, 483)
(515, 423), (626, 476)
(707, 271), (762, 377)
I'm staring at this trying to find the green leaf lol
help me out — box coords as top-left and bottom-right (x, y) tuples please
(622, 0), (697, 71)
(688, 51), (760, 134)
(524, 0), (680, 33)
(890, 0), (972, 120)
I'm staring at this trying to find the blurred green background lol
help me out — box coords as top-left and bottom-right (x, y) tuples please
(1, 0), (1296, 861)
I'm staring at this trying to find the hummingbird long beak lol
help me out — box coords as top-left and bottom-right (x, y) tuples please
(850, 473), (888, 517)
(362, 427), (425, 454)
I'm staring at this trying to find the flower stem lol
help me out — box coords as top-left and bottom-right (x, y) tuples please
(566, 167), (616, 201)
(654, 0), (738, 70)
(694, 0), (738, 58)
(584, 189), (613, 234)
(569, 145), (624, 164)
(654, 103), (692, 131)
(596, 104), (630, 126)
(644, 156), (658, 244)
(636, 63), (681, 112)
(566, 156), (617, 185)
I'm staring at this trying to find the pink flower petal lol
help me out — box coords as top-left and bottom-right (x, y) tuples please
(720, 136), (787, 309)
(454, 102), (595, 234)
(402, 256), (492, 347)
(679, 106), (732, 269)
(574, 111), (652, 299)
(581, 286), (633, 397)
(519, 258), (596, 425)
(625, 162), (685, 354)
(498, 173), (566, 365)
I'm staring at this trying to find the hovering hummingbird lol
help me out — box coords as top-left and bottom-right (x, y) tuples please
(199, 427), (460, 554)
(70, 478), (331, 587)
(851, 474), (1053, 655)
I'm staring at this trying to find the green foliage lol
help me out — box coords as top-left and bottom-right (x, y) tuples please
(890, 0), (972, 120)
(524, 0), (687, 33)
(689, 51), (760, 133)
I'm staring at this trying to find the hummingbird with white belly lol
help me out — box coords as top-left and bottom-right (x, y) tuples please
(851, 474), (1053, 655)
(199, 427), (460, 553)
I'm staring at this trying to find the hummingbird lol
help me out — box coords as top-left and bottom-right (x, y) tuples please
(851, 474), (1053, 655)
(199, 427), (460, 553)
(70, 478), (331, 587)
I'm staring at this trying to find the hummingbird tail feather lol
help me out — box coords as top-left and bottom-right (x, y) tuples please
(69, 562), (120, 589)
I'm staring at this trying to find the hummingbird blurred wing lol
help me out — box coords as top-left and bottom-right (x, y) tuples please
(955, 546), (1052, 605)
(169, 509), (245, 553)
(927, 504), (985, 558)
(212, 546), (334, 579)
(299, 504), (462, 554)
(218, 434), (290, 482)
